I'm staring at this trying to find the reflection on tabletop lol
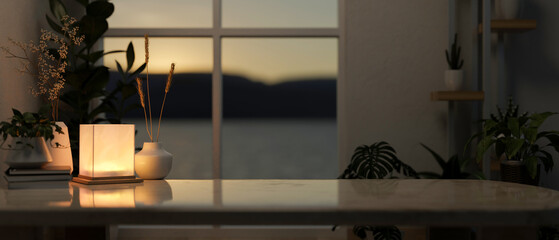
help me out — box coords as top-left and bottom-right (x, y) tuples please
(1, 180), (559, 212)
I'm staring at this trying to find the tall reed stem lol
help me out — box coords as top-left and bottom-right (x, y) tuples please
(156, 63), (175, 142)
(145, 34), (153, 142)
(136, 77), (152, 140)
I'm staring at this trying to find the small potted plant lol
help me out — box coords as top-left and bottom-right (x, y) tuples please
(0, 107), (62, 168)
(444, 33), (464, 90)
(467, 99), (559, 185)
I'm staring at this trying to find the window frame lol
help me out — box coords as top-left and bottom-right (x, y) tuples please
(105, 0), (346, 179)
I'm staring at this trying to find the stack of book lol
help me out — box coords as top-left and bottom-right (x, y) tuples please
(3, 166), (72, 189)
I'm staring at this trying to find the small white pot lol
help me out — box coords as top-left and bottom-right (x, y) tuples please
(494, 0), (522, 19)
(47, 122), (73, 172)
(135, 142), (173, 180)
(444, 69), (463, 91)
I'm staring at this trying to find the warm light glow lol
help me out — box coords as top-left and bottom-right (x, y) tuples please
(79, 124), (135, 178)
(79, 187), (136, 208)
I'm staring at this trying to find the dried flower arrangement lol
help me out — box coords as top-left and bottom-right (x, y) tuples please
(135, 34), (176, 142)
(0, 16), (84, 121)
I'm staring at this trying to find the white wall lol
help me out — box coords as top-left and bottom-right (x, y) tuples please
(343, 0), (449, 173)
(0, 0), (47, 121)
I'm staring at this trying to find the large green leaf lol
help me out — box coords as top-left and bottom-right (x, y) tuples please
(505, 138), (525, 159)
(49, 0), (68, 20)
(525, 156), (538, 179)
(79, 15), (108, 46)
(420, 144), (446, 169)
(475, 137), (495, 163)
(130, 63), (147, 78)
(79, 50), (124, 64)
(86, 1), (114, 19)
(523, 127), (538, 145)
(126, 42), (135, 71)
(507, 118), (520, 138)
(83, 67), (109, 94)
(342, 141), (416, 179)
(483, 119), (498, 132)
(529, 112), (556, 129)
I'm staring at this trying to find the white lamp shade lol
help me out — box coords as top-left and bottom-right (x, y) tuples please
(79, 124), (135, 178)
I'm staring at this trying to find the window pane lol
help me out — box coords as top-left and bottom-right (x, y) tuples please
(222, 0), (337, 28)
(108, 0), (212, 28)
(222, 38), (337, 179)
(103, 37), (213, 179)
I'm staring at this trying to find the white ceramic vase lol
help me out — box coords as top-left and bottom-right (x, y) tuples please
(47, 122), (73, 171)
(2, 137), (53, 168)
(494, 0), (522, 19)
(444, 69), (463, 91)
(135, 142), (173, 180)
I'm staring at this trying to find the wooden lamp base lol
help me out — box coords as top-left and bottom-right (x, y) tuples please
(72, 175), (143, 185)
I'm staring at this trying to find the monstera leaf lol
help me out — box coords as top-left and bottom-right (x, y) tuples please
(340, 141), (417, 179)
(337, 141), (417, 240)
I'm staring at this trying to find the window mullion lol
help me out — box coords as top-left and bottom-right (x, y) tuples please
(212, 0), (223, 179)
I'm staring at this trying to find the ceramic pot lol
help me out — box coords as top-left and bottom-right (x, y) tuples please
(47, 122), (73, 171)
(494, 0), (522, 19)
(444, 69), (463, 91)
(135, 142), (173, 180)
(2, 137), (53, 168)
(500, 160), (539, 186)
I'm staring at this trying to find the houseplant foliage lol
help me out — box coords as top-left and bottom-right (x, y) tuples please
(444, 33), (464, 90)
(46, 0), (144, 174)
(445, 33), (464, 70)
(418, 144), (484, 179)
(107, 42), (147, 123)
(338, 141), (417, 240)
(0, 107), (62, 149)
(340, 141), (417, 179)
(468, 99), (559, 180)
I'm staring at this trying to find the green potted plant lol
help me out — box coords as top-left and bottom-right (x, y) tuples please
(337, 141), (417, 240)
(418, 144), (484, 180)
(467, 99), (559, 185)
(444, 33), (464, 90)
(0, 107), (62, 168)
(46, 0), (146, 174)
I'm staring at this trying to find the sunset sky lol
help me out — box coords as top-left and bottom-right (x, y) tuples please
(104, 0), (338, 84)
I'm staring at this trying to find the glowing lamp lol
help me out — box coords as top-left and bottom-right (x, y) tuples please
(72, 124), (143, 184)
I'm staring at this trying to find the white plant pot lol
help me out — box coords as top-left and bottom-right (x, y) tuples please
(47, 122), (73, 172)
(444, 69), (463, 91)
(494, 0), (522, 19)
(2, 137), (53, 168)
(135, 142), (173, 180)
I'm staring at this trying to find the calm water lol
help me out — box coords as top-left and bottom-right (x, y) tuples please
(127, 119), (338, 179)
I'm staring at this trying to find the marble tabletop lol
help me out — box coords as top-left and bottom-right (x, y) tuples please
(1, 179), (559, 226)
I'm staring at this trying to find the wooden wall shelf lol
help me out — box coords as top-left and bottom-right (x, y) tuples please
(430, 91), (485, 101)
(478, 19), (537, 33)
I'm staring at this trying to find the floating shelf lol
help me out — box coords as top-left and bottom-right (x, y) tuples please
(478, 19), (537, 33)
(430, 91), (484, 101)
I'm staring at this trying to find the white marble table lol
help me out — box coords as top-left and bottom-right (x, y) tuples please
(1, 179), (559, 226)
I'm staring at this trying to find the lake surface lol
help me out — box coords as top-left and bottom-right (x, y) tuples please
(127, 119), (338, 179)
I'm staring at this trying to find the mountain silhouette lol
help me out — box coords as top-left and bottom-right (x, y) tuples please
(107, 72), (336, 118)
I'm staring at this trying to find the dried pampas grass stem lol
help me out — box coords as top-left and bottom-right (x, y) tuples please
(144, 34), (153, 141)
(157, 63), (175, 142)
(136, 77), (152, 141)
